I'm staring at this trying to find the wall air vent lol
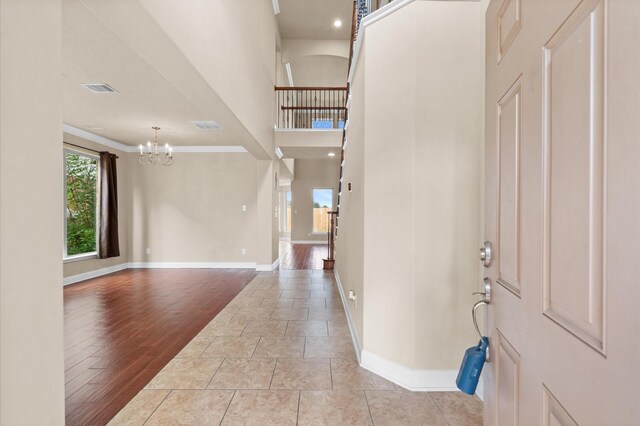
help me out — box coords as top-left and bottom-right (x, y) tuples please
(82, 83), (118, 94)
(191, 120), (222, 130)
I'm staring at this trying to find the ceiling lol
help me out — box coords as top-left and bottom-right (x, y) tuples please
(62, 0), (353, 161)
(276, 0), (353, 40)
(63, 0), (248, 148)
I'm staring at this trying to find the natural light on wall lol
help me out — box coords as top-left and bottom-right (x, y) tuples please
(312, 188), (333, 233)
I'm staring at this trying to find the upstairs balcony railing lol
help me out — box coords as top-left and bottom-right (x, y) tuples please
(275, 86), (348, 130)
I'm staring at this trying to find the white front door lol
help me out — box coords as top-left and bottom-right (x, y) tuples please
(483, 0), (640, 424)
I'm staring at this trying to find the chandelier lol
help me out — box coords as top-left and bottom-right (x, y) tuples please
(138, 126), (174, 166)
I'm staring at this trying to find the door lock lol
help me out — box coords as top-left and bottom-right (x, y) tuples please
(472, 277), (491, 304)
(479, 241), (492, 267)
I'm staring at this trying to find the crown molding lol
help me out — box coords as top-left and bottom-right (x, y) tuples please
(63, 124), (247, 154)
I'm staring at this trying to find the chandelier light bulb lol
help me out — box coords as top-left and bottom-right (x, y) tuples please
(138, 126), (174, 166)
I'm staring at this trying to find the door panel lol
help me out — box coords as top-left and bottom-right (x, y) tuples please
(496, 330), (521, 425)
(484, 0), (640, 424)
(542, 0), (606, 352)
(497, 76), (522, 296)
(542, 385), (579, 426)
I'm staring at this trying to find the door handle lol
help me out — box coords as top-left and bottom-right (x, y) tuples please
(479, 241), (492, 267)
(471, 278), (491, 361)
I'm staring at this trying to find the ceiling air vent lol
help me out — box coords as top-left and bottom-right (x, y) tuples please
(191, 120), (222, 130)
(82, 83), (118, 94)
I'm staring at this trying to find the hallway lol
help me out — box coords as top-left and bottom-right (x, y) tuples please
(109, 269), (483, 425)
(279, 241), (328, 270)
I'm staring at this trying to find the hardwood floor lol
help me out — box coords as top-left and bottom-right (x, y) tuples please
(279, 241), (328, 270)
(64, 268), (257, 425)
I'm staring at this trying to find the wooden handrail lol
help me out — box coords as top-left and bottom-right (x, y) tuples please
(275, 86), (348, 91)
(281, 106), (347, 111)
(274, 86), (348, 129)
(348, 0), (357, 74)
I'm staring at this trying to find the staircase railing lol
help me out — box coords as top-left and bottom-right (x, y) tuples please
(274, 87), (348, 130)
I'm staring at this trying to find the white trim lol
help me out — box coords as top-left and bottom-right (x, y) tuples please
(272, 0), (280, 15)
(360, 350), (459, 392)
(64, 124), (130, 152)
(285, 62), (294, 87)
(256, 257), (281, 272)
(63, 263), (128, 286)
(169, 146), (247, 153)
(64, 124), (247, 153)
(274, 128), (343, 133)
(476, 377), (484, 401)
(290, 240), (328, 244)
(348, 0), (416, 83)
(128, 262), (257, 269)
(63, 252), (98, 264)
(334, 269), (363, 362)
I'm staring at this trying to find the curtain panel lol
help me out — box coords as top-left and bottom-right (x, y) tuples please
(98, 152), (120, 258)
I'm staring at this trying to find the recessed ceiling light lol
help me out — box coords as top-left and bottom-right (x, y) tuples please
(334, 20), (342, 28)
(328, 152), (336, 157)
(191, 120), (222, 130)
(82, 83), (118, 94)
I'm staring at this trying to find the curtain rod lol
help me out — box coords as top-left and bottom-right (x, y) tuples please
(64, 142), (119, 159)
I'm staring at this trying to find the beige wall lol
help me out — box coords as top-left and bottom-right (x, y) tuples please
(339, 0), (485, 371)
(291, 159), (341, 242)
(63, 133), (130, 277)
(129, 153), (258, 263)
(138, 0), (279, 158)
(256, 160), (280, 266)
(0, 0), (66, 423)
(335, 46), (366, 342)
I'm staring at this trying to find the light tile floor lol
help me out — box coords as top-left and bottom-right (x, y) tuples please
(109, 270), (482, 425)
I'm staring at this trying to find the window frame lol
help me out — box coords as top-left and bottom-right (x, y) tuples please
(63, 148), (99, 262)
(284, 190), (292, 232)
(311, 187), (333, 235)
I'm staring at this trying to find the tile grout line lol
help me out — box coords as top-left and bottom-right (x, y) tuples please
(428, 392), (452, 426)
(218, 389), (236, 426)
(141, 389), (173, 426)
(204, 357), (226, 389)
(363, 389), (376, 425)
(296, 390), (301, 426)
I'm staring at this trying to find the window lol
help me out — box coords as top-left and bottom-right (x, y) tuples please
(285, 191), (292, 232)
(64, 150), (98, 259)
(312, 188), (333, 233)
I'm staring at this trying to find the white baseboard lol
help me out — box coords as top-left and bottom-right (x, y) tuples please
(476, 377), (484, 400)
(256, 257), (280, 272)
(334, 269), (363, 363)
(360, 350), (459, 392)
(128, 262), (257, 269)
(63, 263), (128, 286)
(290, 240), (328, 244)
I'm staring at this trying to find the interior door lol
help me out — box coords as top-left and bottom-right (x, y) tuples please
(483, 0), (640, 424)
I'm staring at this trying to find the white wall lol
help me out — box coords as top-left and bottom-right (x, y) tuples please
(0, 0), (66, 423)
(339, 0), (486, 380)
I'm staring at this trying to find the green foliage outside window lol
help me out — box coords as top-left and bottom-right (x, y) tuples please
(66, 153), (97, 256)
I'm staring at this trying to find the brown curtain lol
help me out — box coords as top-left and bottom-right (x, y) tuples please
(98, 152), (120, 259)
